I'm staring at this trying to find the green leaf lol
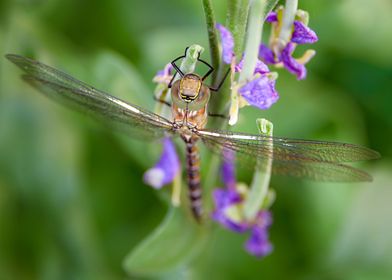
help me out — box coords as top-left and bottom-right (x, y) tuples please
(90, 51), (152, 109)
(123, 206), (207, 277)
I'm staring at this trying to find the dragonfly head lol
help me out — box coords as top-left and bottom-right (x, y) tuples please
(179, 73), (202, 102)
(171, 73), (210, 111)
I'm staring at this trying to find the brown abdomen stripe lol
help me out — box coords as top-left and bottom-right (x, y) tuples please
(185, 139), (202, 221)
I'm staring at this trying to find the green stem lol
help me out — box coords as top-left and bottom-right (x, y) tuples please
(203, 152), (221, 215)
(180, 44), (204, 75)
(227, 0), (250, 59)
(206, 0), (245, 128)
(202, 0), (220, 83)
(227, 0), (237, 29)
(279, 0), (298, 43)
(171, 172), (182, 207)
(243, 118), (273, 220)
(263, 0), (279, 19)
(238, 0), (266, 82)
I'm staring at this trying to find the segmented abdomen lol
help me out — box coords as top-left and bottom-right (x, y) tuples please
(185, 139), (202, 221)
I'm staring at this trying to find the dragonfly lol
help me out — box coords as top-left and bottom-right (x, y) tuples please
(5, 51), (380, 221)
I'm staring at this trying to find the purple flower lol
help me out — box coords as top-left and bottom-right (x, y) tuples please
(215, 23), (235, 64)
(212, 188), (274, 257)
(211, 188), (248, 232)
(260, 11), (318, 80)
(280, 42), (306, 80)
(254, 60), (271, 74)
(265, 11), (278, 23)
(211, 155), (274, 258)
(245, 211), (273, 257)
(221, 150), (236, 190)
(231, 52), (278, 112)
(155, 63), (173, 78)
(238, 76), (279, 110)
(212, 152), (247, 231)
(235, 58), (270, 75)
(291, 21), (318, 44)
(215, 22), (279, 122)
(143, 138), (180, 189)
(258, 44), (276, 64)
(153, 63), (174, 98)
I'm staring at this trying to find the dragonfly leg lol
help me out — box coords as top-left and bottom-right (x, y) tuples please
(170, 54), (186, 78)
(208, 67), (231, 92)
(198, 58), (214, 81)
(168, 74), (176, 88)
(208, 112), (229, 120)
(153, 96), (171, 107)
(170, 47), (208, 85)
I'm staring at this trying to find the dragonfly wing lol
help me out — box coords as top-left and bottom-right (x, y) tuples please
(197, 129), (378, 182)
(6, 54), (174, 140)
(197, 129), (380, 163)
(269, 160), (372, 182)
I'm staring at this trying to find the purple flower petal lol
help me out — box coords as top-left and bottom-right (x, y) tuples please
(265, 11), (278, 23)
(235, 58), (270, 74)
(143, 138), (180, 189)
(239, 76), (279, 110)
(291, 21), (318, 44)
(280, 42), (307, 80)
(245, 211), (273, 257)
(221, 149), (236, 191)
(155, 63), (173, 79)
(234, 59), (243, 73)
(213, 188), (241, 209)
(211, 188), (248, 232)
(258, 44), (276, 64)
(245, 227), (273, 257)
(216, 23), (235, 64)
(254, 60), (270, 74)
(256, 210), (273, 228)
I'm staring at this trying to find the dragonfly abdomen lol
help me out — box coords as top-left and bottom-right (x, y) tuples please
(185, 138), (203, 221)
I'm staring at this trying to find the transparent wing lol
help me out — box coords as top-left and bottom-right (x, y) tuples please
(197, 129), (380, 182)
(197, 130), (379, 163)
(267, 159), (372, 182)
(6, 54), (174, 139)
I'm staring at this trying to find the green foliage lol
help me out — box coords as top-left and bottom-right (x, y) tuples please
(123, 206), (207, 278)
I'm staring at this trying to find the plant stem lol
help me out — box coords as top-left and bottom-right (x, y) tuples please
(243, 118), (273, 220)
(238, 0), (266, 82)
(279, 0), (298, 43)
(202, 0), (221, 83)
(180, 44), (204, 75)
(203, 152), (221, 215)
(171, 172), (182, 206)
(227, 0), (250, 59)
(263, 0), (279, 19)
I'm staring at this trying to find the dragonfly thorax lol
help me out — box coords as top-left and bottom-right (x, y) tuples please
(174, 122), (197, 141)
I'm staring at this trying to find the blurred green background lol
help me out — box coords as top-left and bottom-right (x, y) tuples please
(1, 0), (391, 279)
